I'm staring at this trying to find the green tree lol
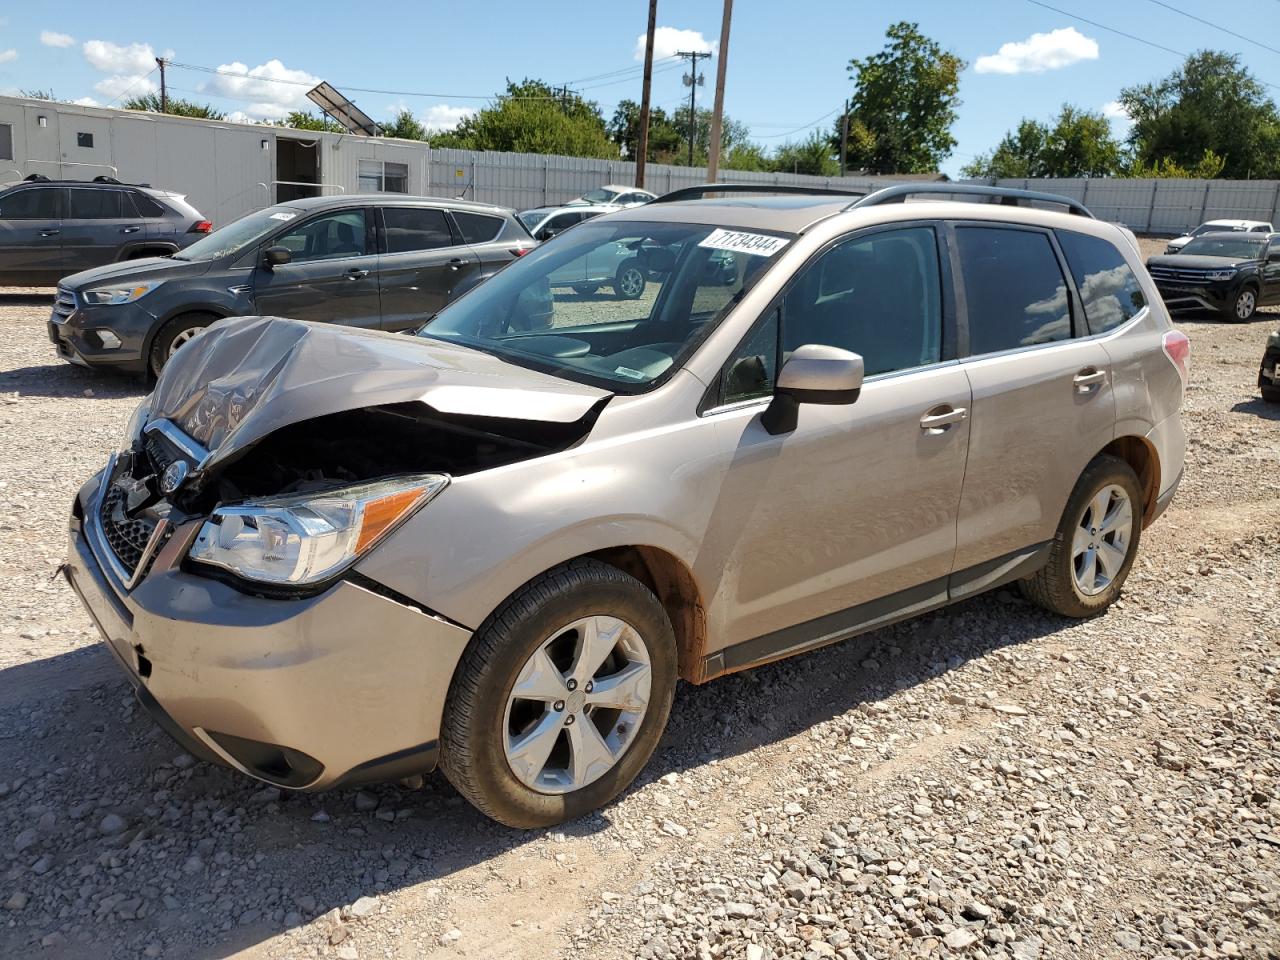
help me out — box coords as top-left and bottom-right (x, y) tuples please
(382, 108), (428, 141)
(723, 142), (771, 172)
(1119, 51), (1280, 179)
(841, 22), (965, 174)
(19, 88), (68, 102)
(433, 79), (615, 158)
(1127, 148), (1226, 179)
(771, 132), (840, 176)
(274, 110), (344, 133)
(122, 92), (225, 120)
(962, 105), (1121, 178)
(608, 99), (685, 163)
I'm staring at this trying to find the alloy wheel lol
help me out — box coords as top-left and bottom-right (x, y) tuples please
(168, 327), (203, 357)
(503, 615), (652, 794)
(618, 268), (644, 298)
(1236, 290), (1256, 320)
(1071, 484), (1134, 597)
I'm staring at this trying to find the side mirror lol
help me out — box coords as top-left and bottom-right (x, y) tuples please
(761, 344), (864, 435)
(263, 245), (292, 268)
(536, 227), (559, 242)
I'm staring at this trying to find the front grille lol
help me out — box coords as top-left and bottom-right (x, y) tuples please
(143, 430), (185, 477)
(99, 482), (158, 574)
(53, 287), (76, 320)
(1148, 266), (1219, 284)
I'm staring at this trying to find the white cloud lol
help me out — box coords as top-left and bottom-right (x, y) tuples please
(0, 49), (17, 64)
(421, 103), (474, 131)
(974, 27), (1098, 75)
(94, 73), (158, 100)
(40, 30), (75, 48)
(72, 96), (100, 107)
(1102, 100), (1129, 121)
(200, 58), (320, 120)
(82, 39), (166, 75)
(634, 26), (715, 63)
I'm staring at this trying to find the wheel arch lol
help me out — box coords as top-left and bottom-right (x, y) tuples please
(142, 305), (233, 366)
(1098, 435), (1161, 527)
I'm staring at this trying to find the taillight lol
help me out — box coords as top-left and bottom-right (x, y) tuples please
(1162, 329), (1190, 384)
(189, 220), (213, 234)
(509, 247), (530, 258)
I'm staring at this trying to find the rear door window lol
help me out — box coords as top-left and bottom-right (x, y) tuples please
(67, 187), (125, 219)
(0, 186), (59, 219)
(1055, 230), (1147, 335)
(955, 226), (1071, 354)
(382, 207), (455, 253)
(453, 211), (504, 244)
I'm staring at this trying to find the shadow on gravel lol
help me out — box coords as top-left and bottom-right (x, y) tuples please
(1230, 397), (1280, 420)
(0, 588), (1072, 959)
(0, 362), (145, 400)
(0, 292), (54, 306)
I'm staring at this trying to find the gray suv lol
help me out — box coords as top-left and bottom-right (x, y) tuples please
(63, 184), (1187, 828)
(49, 194), (534, 376)
(0, 175), (209, 286)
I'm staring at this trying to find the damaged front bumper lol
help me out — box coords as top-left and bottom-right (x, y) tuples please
(64, 469), (473, 790)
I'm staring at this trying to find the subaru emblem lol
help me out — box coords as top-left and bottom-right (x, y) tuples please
(160, 459), (190, 495)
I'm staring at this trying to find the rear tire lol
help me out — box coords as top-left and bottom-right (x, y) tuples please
(613, 260), (646, 300)
(440, 559), (676, 828)
(572, 283), (599, 296)
(1019, 455), (1144, 618)
(148, 312), (217, 377)
(1262, 385), (1280, 404)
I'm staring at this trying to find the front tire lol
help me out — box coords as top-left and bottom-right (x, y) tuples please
(1229, 287), (1258, 322)
(613, 260), (646, 300)
(148, 312), (217, 377)
(440, 559), (677, 828)
(1020, 455), (1144, 618)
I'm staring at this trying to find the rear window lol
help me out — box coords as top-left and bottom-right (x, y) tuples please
(956, 226), (1071, 354)
(453, 211), (504, 244)
(1056, 230), (1146, 335)
(67, 187), (124, 219)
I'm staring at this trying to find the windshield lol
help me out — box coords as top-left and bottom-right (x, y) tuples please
(173, 205), (300, 261)
(579, 188), (618, 205)
(1194, 223), (1244, 236)
(418, 220), (792, 391)
(1181, 236), (1265, 259)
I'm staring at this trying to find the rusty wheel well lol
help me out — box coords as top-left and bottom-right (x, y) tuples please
(588, 546), (709, 683)
(1101, 436), (1161, 526)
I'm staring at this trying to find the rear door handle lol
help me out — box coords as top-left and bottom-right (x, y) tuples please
(448, 257), (466, 271)
(39, 229), (60, 237)
(345, 268), (370, 280)
(121, 226), (141, 234)
(1073, 367), (1107, 392)
(920, 405), (968, 433)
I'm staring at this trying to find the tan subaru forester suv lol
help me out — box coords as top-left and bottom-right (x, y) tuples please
(65, 183), (1188, 827)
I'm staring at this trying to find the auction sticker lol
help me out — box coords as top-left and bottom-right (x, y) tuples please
(698, 228), (789, 257)
(269, 211), (297, 221)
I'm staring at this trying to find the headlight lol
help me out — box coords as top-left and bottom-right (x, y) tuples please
(82, 280), (164, 305)
(1207, 269), (1237, 282)
(188, 474), (448, 586)
(121, 396), (151, 451)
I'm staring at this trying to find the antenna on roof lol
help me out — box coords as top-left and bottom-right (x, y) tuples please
(306, 82), (380, 136)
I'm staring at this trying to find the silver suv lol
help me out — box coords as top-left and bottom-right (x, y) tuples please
(64, 184), (1188, 828)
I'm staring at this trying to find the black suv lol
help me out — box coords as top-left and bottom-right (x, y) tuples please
(1146, 231), (1280, 322)
(0, 175), (210, 285)
(49, 195), (534, 376)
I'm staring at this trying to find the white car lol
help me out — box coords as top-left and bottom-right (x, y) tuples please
(518, 204), (622, 242)
(1166, 219), (1273, 254)
(566, 185), (657, 208)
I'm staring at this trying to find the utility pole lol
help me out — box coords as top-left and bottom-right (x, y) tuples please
(635, 0), (657, 189)
(839, 98), (849, 177)
(156, 57), (167, 114)
(678, 50), (710, 168)
(706, 0), (733, 182)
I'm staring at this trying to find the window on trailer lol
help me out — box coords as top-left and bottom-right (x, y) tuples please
(0, 123), (12, 161)
(358, 159), (409, 193)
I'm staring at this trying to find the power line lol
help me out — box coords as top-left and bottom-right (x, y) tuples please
(1023, 0), (1280, 89)
(103, 66), (160, 107)
(1143, 0), (1280, 58)
(754, 106), (841, 139)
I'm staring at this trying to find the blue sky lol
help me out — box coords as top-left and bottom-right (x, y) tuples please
(0, 1), (1276, 177)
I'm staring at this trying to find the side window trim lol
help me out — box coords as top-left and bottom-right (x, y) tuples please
(947, 219), (1083, 361)
(701, 220), (958, 414)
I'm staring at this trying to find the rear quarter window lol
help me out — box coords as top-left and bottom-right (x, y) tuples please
(1056, 230), (1146, 335)
(131, 191), (167, 217)
(453, 211), (504, 244)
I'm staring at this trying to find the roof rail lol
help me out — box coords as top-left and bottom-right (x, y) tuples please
(652, 183), (870, 204)
(848, 183), (1094, 218)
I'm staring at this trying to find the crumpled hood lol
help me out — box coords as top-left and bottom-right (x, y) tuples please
(149, 315), (611, 469)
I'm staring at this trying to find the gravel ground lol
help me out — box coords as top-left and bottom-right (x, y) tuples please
(0, 239), (1277, 960)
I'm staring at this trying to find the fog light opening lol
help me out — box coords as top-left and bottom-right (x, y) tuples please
(133, 645), (152, 679)
(94, 329), (122, 350)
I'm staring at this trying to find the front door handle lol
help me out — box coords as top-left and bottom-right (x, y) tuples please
(1073, 367), (1107, 392)
(39, 229), (60, 237)
(345, 268), (370, 280)
(920, 405), (968, 433)
(448, 257), (466, 271)
(121, 226), (141, 234)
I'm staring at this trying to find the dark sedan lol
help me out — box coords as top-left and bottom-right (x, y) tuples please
(1146, 232), (1280, 322)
